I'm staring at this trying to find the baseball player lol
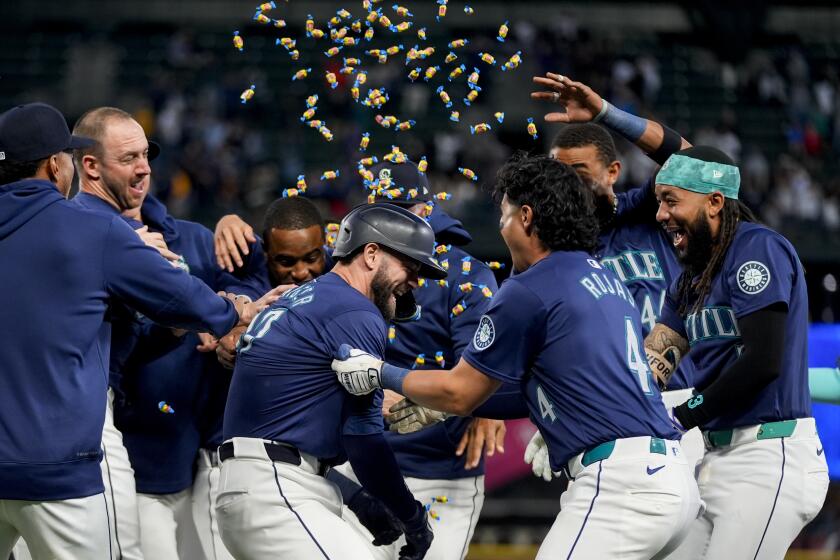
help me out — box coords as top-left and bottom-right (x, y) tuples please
(524, 74), (704, 480)
(643, 146), (829, 559)
(195, 196), (332, 560)
(332, 155), (702, 559)
(216, 203), (441, 559)
(0, 102), (255, 560)
(333, 161), (507, 560)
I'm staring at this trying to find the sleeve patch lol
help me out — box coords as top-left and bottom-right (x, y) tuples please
(473, 314), (496, 350)
(736, 261), (771, 294)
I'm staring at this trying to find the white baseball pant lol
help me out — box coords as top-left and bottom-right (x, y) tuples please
(136, 489), (202, 559)
(101, 389), (144, 560)
(0, 494), (111, 560)
(537, 436), (702, 560)
(663, 417), (829, 560)
(215, 437), (375, 560)
(661, 388), (706, 476)
(192, 449), (235, 560)
(336, 464), (484, 560)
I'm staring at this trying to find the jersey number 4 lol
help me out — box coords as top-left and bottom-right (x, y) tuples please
(238, 308), (287, 354)
(625, 316), (655, 396)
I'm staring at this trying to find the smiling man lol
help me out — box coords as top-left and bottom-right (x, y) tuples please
(644, 146), (829, 559)
(217, 203), (443, 559)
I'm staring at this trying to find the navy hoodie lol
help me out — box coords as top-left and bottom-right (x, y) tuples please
(384, 207), (499, 480)
(110, 195), (257, 494)
(0, 180), (238, 501)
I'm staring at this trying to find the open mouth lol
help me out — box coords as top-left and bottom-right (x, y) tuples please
(665, 225), (687, 251)
(128, 180), (145, 197)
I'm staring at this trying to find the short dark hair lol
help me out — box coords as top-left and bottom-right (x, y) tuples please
(262, 196), (325, 240)
(71, 107), (134, 168)
(550, 123), (618, 167)
(0, 157), (48, 185)
(491, 153), (599, 253)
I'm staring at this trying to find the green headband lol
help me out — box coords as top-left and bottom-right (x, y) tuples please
(656, 154), (741, 199)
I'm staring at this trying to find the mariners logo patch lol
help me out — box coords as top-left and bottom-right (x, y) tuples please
(736, 261), (771, 294)
(473, 315), (495, 350)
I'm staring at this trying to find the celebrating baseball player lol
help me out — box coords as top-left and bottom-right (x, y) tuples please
(643, 146), (829, 559)
(331, 154), (702, 559)
(217, 203), (445, 559)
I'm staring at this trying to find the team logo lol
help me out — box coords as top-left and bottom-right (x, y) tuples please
(378, 168), (392, 181)
(736, 261), (771, 294)
(712, 170), (723, 179)
(586, 258), (602, 269)
(473, 315), (495, 350)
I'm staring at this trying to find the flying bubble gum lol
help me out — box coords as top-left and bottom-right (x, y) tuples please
(282, 188), (300, 198)
(424, 65), (440, 81)
(240, 84), (255, 104)
(444, 51), (458, 64)
(448, 64), (465, 81)
(436, 86), (453, 108)
(321, 170), (339, 180)
(417, 27), (427, 40)
(495, 112), (505, 123)
(392, 4), (412, 17)
(464, 89), (479, 105)
(359, 156), (378, 166)
(481, 285), (494, 298)
(324, 46), (342, 57)
(458, 167), (478, 180)
(273, 19), (286, 28)
(296, 175), (307, 190)
(305, 14), (315, 32)
(292, 68), (312, 81)
(308, 28), (325, 39)
(352, 19), (363, 33)
(458, 282), (474, 292)
(386, 44), (404, 55)
(289, 49), (300, 60)
(388, 325), (396, 343)
(233, 31), (244, 51)
(319, 126), (334, 141)
(256, 1), (276, 12)
(434, 192), (452, 201)
(486, 261), (505, 269)
(502, 51), (522, 71)
(527, 117), (538, 139)
(253, 13), (271, 25)
(300, 107), (317, 121)
(325, 72), (338, 89)
(479, 52), (496, 66)
(435, 244), (451, 255)
(306, 95), (319, 108)
(337, 8), (352, 19)
(467, 67), (481, 88)
(306, 120), (323, 129)
(408, 67), (422, 82)
(469, 122), (490, 135)
(397, 120), (415, 131)
(413, 354), (425, 369)
(448, 39), (468, 49)
(436, 0), (447, 21)
(359, 133), (370, 152)
(497, 20), (509, 42)
(449, 111), (460, 122)
(463, 5), (474, 14)
(343, 57), (360, 66)
(364, 26), (375, 41)
(392, 22), (413, 32)
(418, 156), (428, 174)
(451, 301), (467, 317)
(159, 401), (175, 414)
(435, 352), (445, 367)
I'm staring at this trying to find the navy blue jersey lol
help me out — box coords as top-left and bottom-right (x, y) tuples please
(384, 209), (498, 479)
(463, 251), (678, 470)
(660, 222), (810, 430)
(609, 183), (695, 390)
(224, 273), (386, 461)
(0, 180), (237, 501)
(113, 195), (253, 494)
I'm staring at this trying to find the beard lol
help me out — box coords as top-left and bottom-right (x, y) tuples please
(593, 192), (616, 228)
(678, 212), (715, 277)
(370, 266), (396, 322)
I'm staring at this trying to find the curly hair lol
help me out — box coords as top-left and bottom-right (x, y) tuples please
(491, 152), (599, 253)
(262, 196), (325, 240)
(551, 123), (618, 167)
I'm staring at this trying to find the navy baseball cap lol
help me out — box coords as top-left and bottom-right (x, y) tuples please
(0, 103), (95, 162)
(369, 160), (430, 205)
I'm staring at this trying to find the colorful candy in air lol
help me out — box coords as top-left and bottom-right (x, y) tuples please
(469, 122), (490, 135)
(301, 107), (317, 122)
(233, 31), (244, 51)
(436, 86), (453, 108)
(324, 46), (342, 57)
(436, 0), (447, 21)
(464, 89), (479, 106)
(463, 5), (474, 14)
(495, 112), (505, 123)
(240, 84), (255, 104)
(359, 133), (370, 152)
(502, 51), (523, 71)
(418, 156), (428, 175)
(458, 167), (478, 181)
(392, 4), (413, 17)
(413, 354), (426, 369)
(417, 27), (427, 40)
(306, 94), (319, 108)
(444, 51), (458, 64)
(282, 188), (301, 198)
(408, 67), (422, 82)
(296, 175), (307, 191)
(159, 401), (175, 414)
(461, 256), (472, 275)
(321, 170), (339, 181)
(479, 52), (496, 66)
(486, 261), (505, 269)
(435, 352), (445, 367)
(449, 111), (460, 122)
(256, 1), (276, 12)
(448, 64), (465, 82)
(497, 21), (509, 42)
(325, 72), (338, 89)
(467, 67), (481, 90)
(292, 68), (312, 81)
(424, 66), (440, 81)
(451, 301), (467, 317)
(388, 325), (396, 343)
(448, 39), (468, 49)
(434, 192), (452, 201)
(527, 117), (539, 139)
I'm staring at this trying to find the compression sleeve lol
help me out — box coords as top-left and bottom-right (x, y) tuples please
(673, 304), (787, 430)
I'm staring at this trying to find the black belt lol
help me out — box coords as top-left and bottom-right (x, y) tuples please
(218, 440), (330, 476)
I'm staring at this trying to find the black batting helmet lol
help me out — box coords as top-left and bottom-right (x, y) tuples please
(333, 203), (447, 280)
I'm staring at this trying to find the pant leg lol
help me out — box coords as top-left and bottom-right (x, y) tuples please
(137, 493), (182, 559)
(101, 389), (144, 560)
(192, 454), (235, 560)
(0, 504), (20, 560)
(403, 476), (485, 560)
(215, 457), (375, 560)
(8, 494), (111, 560)
(537, 447), (700, 560)
(173, 488), (204, 560)
(700, 434), (829, 560)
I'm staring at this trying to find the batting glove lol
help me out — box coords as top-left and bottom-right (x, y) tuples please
(332, 344), (384, 395)
(387, 398), (450, 434)
(347, 488), (403, 547)
(524, 430), (553, 482)
(398, 502), (434, 560)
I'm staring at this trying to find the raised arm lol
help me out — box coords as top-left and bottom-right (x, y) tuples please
(531, 73), (691, 165)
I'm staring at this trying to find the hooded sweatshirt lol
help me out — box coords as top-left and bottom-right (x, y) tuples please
(0, 179), (237, 500)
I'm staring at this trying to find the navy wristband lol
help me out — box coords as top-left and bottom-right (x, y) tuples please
(381, 363), (410, 393)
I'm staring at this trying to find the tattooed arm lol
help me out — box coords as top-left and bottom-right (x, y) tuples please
(644, 323), (690, 389)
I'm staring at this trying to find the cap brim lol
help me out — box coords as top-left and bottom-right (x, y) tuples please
(148, 140), (161, 161)
(68, 135), (96, 149)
